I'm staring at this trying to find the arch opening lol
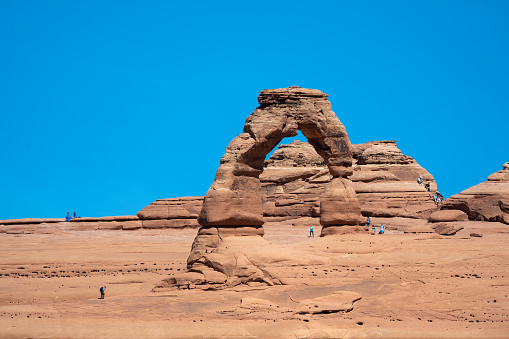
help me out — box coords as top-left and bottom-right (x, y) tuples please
(264, 130), (308, 161)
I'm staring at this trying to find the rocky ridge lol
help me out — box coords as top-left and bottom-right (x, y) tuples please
(442, 162), (509, 224)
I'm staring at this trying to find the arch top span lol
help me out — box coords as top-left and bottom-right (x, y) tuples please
(223, 86), (354, 177)
(198, 86), (362, 232)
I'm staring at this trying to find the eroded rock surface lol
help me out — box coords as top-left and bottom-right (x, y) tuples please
(442, 162), (509, 224)
(261, 140), (438, 222)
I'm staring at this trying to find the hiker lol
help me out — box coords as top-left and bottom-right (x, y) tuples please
(366, 217), (371, 229)
(65, 212), (72, 222)
(425, 182), (431, 192)
(309, 225), (314, 237)
(435, 191), (443, 206)
(417, 176), (422, 185)
(99, 286), (106, 299)
(372, 224), (376, 233)
(379, 224), (385, 234)
(73, 212), (77, 219)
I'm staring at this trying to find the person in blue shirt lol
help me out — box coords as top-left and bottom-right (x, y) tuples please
(309, 225), (314, 237)
(367, 217), (371, 228)
(65, 212), (72, 222)
(379, 224), (385, 234)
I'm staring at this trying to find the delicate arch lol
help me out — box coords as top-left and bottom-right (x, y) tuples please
(197, 86), (362, 232)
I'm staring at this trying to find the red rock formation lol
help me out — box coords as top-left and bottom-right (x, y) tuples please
(136, 196), (202, 229)
(184, 86), (364, 288)
(261, 140), (438, 221)
(351, 141), (438, 219)
(0, 216), (142, 234)
(442, 162), (509, 224)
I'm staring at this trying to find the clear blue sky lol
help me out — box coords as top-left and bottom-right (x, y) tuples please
(1, 1), (508, 220)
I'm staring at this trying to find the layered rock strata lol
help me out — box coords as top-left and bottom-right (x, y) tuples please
(1, 197), (204, 234)
(261, 140), (438, 221)
(442, 162), (509, 224)
(136, 197), (202, 229)
(0, 216), (141, 234)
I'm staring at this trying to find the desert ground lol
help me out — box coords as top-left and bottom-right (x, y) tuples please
(1, 220), (508, 338)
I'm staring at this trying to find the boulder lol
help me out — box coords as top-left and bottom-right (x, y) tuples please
(431, 222), (464, 236)
(429, 210), (468, 222)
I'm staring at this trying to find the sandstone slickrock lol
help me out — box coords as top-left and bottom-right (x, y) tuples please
(442, 162), (509, 224)
(296, 291), (362, 314)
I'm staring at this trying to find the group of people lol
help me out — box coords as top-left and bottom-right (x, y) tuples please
(417, 176), (432, 192)
(417, 177), (445, 205)
(366, 217), (384, 234)
(65, 211), (80, 221)
(309, 219), (385, 236)
(433, 191), (444, 206)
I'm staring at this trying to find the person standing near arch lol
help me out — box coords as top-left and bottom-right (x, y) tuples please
(309, 224), (314, 237)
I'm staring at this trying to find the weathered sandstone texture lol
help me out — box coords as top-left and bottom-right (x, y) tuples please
(0, 198), (206, 234)
(0, 216), (142, 234)
(442, 162), (509, 224)
(136, 196), (202, 229)
(0, 197), (204, 234)
(183, 86), (364, 288)
(261, 140), (438, 222)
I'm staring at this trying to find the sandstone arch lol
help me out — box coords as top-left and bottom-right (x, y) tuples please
(183, 87), (364, 285)
(198, 87), (362, 230)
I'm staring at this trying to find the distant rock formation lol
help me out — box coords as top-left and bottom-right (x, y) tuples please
(0, 216), (142, 234)
(136, 197), (202, 229)
(261, 140), (438, 220)
(442, 162), (509, 224)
